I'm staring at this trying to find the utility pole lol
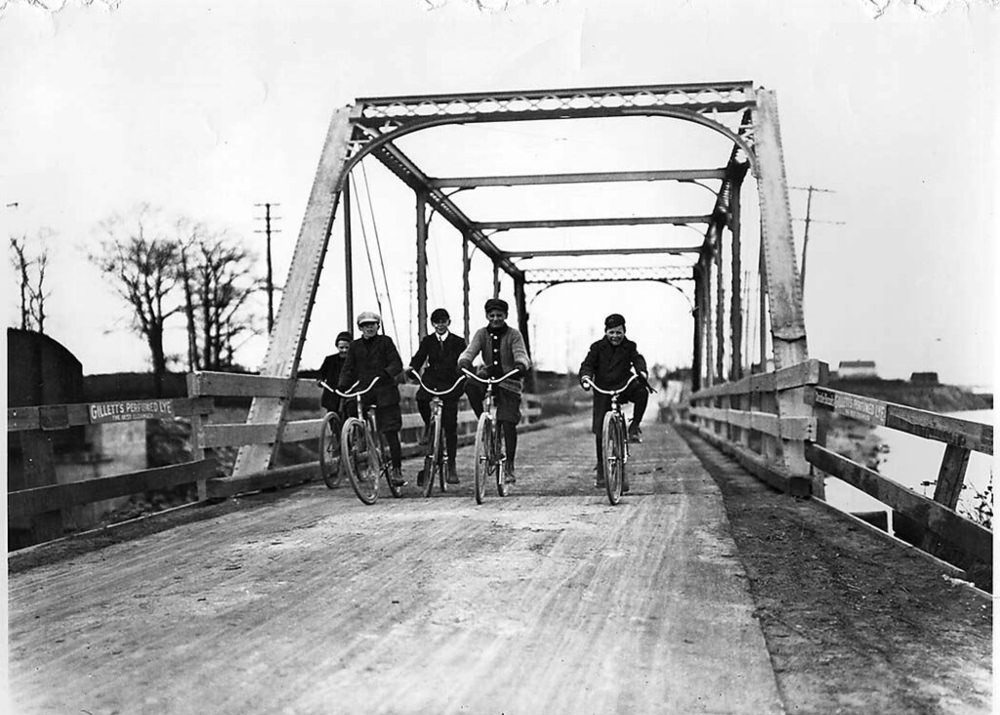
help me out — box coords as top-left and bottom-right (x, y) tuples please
(254, 202), (281, 334)
(790, 186), (842, 297)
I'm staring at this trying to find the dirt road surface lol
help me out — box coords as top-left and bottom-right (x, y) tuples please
(7, 417), (989, 714)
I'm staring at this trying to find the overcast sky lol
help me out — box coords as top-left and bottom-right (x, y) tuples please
(1, 0), (996, 388)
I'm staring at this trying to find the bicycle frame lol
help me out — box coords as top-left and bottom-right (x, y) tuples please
(462, 367), (520, 504)
(323, 377), (397, 504)
(407, 371), (466, 496)
(582, 373), (641, 505)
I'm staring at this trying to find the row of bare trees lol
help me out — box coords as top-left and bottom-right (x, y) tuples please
(88, 205), (267, 389)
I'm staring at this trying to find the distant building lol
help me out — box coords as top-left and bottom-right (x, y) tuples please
(909, 372), (940, 385)
(838, 360), (878, 379)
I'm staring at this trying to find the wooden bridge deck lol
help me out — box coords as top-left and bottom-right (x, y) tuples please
(7, 417), (990, 714)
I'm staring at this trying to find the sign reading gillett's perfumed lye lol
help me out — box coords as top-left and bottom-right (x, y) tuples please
(832, 392), (887, 426)
(88, 399), (175, 424)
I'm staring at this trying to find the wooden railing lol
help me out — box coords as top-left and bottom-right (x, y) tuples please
(683, 359), (993, 574)
(8, 372), (544, 545)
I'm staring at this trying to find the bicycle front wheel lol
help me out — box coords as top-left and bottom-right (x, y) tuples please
(495, 422), (509, 498)
(342, 418), (378, 505)
(319, 412), (343, 489)
(473, 414), (493, 505)
(602, 411), (625, 505)
(432, 411), (446, 495)
(376, 430), (403, 499)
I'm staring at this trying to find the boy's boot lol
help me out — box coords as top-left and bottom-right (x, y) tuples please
(446, 459), (459, 484)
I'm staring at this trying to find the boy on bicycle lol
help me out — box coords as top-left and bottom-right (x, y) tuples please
(579, 313), (651, 489)
(408, 308), (467, 485)
(458, 297), (531, 484)
(337, 311), (407, 488)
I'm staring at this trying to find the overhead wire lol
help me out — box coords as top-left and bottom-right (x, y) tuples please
(349, 171), (384, 329)
(358, 158), (401, 346)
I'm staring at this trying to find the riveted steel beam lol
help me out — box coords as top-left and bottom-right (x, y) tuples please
(523, 266), (693, 283)
(429, 168), (727, 188)
(504, 246), (702, 259)
(478, 215), (713, 231)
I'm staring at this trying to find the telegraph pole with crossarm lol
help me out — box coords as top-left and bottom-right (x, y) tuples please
(254, 202), (281, 334)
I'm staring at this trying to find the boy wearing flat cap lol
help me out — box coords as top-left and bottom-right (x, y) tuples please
(337, 311), (407, 488)
(408, 308), (467, 484)
(579, 313), (651, 488)
(458, 297), (531, 484)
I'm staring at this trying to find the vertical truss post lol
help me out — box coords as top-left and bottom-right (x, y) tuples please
(514, 277), (530, 355)
(492, 261), (500, 298)
(702, 252), (714, 388)
(416, 191), (428, 340)
(753, 89), (810, 484)
(462, 233), (471, 342)
(714, 224), (725, 384)
(728, 177), (743, 381)
(233, 106), (355, 476)
(343, 175), (354, 329)
(691, 264), (703, 393)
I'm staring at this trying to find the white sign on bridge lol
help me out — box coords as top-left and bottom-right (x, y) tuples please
(832, 393), (887, 426)
(88, 399), (175, 424)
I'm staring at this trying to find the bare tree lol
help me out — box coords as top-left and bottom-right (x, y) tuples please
(176, 220), (262, 372)
(90, 205), (182, 394)
(9, 230), (52, 333)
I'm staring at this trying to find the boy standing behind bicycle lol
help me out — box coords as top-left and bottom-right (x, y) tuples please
(337, 311), (407, 488)
(458, 298), (531, 484)
(579, 313), (651, 488)
(408, 308), (467, 485)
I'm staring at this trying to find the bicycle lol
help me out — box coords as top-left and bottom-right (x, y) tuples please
(406, 370), (466, 497)
(581, 373), (643, 505)
(320, 377), (402, 505)
(461, 367), (521, 505)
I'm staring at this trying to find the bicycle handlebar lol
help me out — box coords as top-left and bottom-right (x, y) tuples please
(319, 376), (380, 398)
(407, 370), (466, 397)
(461, 367), (522, 385)
(581, 373), (643, 396)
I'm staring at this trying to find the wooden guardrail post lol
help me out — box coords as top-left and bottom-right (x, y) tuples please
(186, 372), (209, 501)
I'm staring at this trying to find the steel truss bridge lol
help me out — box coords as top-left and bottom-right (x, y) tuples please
(235, 81), (806, 479)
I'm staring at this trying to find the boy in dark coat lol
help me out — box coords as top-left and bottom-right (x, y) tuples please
(318, 330), (353, 415)
(408, 308), (467, 484)
(579, 313), (651, 488)
(337, 311), (406, 487)
(458, 298), (531, 484)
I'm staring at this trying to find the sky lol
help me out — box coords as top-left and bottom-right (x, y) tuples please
(1, 0), (997, 388)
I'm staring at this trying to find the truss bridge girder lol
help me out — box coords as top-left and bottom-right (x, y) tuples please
(524, 266), (693, 285)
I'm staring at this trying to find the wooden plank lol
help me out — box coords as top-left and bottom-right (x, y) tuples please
(201, 423), (280, 449)
(7, 407), (40, 432)
(805, 444), (991, 564)
(188, 371), (300, 399)
(886, 404), (992, 455)
(811, 387), (992, 454)
(774, 359), (826, 391)
(280, 418), (327, 443)
(931, 444), (971, 511)
(9, 459), (219, 516)
(688, 407), (813, 440)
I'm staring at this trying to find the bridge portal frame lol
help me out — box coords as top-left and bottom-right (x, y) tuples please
(233, 81), (807, 478)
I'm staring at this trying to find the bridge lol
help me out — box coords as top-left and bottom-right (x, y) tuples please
(7, 83), (993, 713)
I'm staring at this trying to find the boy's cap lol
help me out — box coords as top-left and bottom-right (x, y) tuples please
(484, 298), (508, 313)
(430, 308), (450, 322)
(356, 311), (381, 326)
(604, 313), (626, 329)
(335, 331), (353, 344)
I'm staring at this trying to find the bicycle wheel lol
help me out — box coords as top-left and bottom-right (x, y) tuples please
(342, 418), (378, 505)
(495, 422), (509, 497)
(602, 411), (624, 505)
(473, 413), (493, 505)
(422, 412), (441, 498)
(377, 430), (403, 499)
(432, 411), (447, 494)
(319, 412), (343, 489)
